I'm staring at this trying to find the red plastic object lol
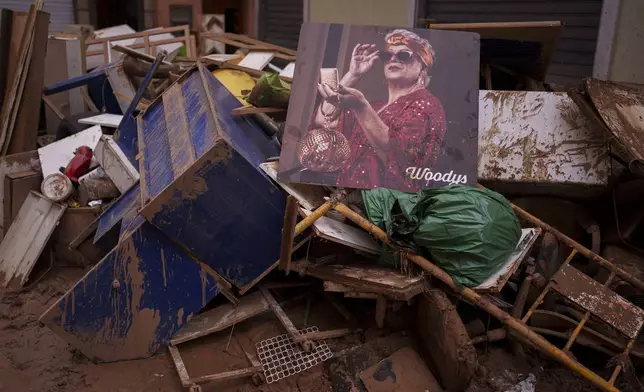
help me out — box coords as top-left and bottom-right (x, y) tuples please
(62, 146), (93, 183)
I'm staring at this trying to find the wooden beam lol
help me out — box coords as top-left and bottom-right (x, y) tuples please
(168, 345), (191, 388)
(190, 366), (263, 385)
(279, 196), (298, 274)
(302, 328), (353, 341)
(231, 106), (285, 116)
(42, 95), (64, 120)
(376, 295), (387, 328)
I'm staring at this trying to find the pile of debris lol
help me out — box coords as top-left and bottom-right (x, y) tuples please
(0, 3), (644, 392)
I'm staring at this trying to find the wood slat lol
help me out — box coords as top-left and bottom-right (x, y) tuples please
(551, 265), (644, 339)
(171, 291), (269, 346)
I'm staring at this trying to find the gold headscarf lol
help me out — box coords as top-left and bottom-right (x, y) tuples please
(386, 33), (434, 71)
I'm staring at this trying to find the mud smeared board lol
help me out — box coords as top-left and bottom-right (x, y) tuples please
(93, 181), (140, 243)
(40, 218), (219, 362)
(552, 265), (644, 339)
(478, 90), (609, 196)
(138, 65), (285, 288)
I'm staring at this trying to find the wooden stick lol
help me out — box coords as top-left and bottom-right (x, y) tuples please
(232, 107), (285, 116)
(42, 95), (64, 120)
(279, 196), (298, 274)
(190, 366), (263, 385)
(0, 3), (39, 154)
(168, 345), (191, 388)
(302, 328), (352, 341)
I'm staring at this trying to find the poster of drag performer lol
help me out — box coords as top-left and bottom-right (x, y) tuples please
(277, 23), (480, 192)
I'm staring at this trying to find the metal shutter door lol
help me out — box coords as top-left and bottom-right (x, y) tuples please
(0, 0), (74, 32)
(259, 0), (303, 50)
(422, 0), (603, 86)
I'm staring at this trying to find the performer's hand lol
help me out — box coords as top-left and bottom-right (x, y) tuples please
(317, 83), (367, 110)
(348, 44), (379, 79)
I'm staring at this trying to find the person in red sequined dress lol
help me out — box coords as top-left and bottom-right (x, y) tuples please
(313, 29), (446, 191)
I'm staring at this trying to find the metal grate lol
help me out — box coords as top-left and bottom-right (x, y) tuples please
(256, 327), (333, 384)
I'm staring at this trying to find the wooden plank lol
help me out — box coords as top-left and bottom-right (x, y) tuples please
(260, 161), (326, 211)
(78, 113), (123, 128)
(190, 366), (263, 385)
(279, 196), (298, 274)
(300, 262), (424, 291)
(0, 191), (65, 287)
(3, 170), (41, 231)
(0, 4), (39, 155)
(7, 10), (48, 155)
(42, 95), (64, 120)
(302, 328), (352, 341)
(300, 208), (380, 254)
(168, 345), (191, 388)
(375, 296), (386, 329)
(260, 286), (302, 339)
(552, 265), (644, 339)
(0, 151), (38, 239)
(238, 51), (274, 71)
(69, 217), (99, 249)
(171, 291), (269, 346)
(231, 106), (285, 116)
(15, 199), (65, 285)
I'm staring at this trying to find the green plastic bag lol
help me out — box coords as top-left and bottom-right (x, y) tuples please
(362, 185), (521, 287)
(246, 73), (291, 108)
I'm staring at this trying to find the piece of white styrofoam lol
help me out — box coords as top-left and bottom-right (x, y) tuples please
(38, 125), (103, 178)
(78, 114), (123, 128)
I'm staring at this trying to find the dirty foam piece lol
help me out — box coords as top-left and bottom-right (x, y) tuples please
(257, 327), (332, 384)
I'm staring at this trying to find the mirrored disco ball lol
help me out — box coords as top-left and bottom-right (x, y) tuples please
(298, 128), (351, 172)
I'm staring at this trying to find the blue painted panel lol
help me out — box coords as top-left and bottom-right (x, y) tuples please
(40, 220), (219, 362)
(140, 100), (174, 199)
(181, 72), (217, 158)
(94, 182), (141, 243)
(142, 141), (286, 288)
(114, 115), (138, 166)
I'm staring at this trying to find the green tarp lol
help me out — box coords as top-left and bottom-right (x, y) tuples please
(362, 185), (521, 287)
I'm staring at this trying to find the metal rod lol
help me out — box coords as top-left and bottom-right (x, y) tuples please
(609, 335), (637, 385)
(293, 190), (348, 236)
(522, 249), (578, 323)
(119, 50), (167, 129)
(509, 200), (644, 293)
(563, 272), (616, 351)
(332, 202), (619, 392)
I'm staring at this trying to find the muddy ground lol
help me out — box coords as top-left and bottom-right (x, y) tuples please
(0, 265), (638, 392)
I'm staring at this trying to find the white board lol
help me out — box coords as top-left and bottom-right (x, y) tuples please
(475, 228), (541, 292)
(300, 208), (380, 254)
(280, 62), (296, 79)
(478, 91), (609, 188)
(78, 114), (123, 128)
(0, 191), (66, 287)
(38, 125), (103, 178)
(238, 51), (274, 71)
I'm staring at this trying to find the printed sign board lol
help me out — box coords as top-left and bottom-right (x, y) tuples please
(278, 23), (480, 192)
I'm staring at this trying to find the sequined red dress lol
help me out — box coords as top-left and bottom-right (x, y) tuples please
(335, 88), (446, 191)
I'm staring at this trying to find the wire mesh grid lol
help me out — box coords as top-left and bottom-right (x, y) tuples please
(256, 326), (333, 384)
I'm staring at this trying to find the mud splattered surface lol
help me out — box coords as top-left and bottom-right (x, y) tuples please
(0, 268), (337, 392)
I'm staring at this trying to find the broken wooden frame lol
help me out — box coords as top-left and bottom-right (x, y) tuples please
(167, 287), (353, 391)
(85, 25), (193, 64)
(273, 184), (644, 392)
(200, 32), (297, 62)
